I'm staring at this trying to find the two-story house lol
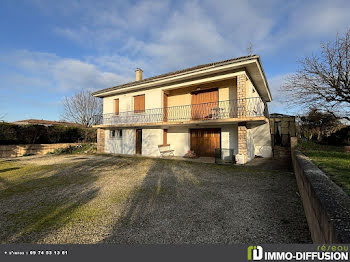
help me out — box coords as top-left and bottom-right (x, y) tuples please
(92, 55), (272, 164)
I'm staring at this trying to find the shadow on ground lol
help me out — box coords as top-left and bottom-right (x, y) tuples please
(0, 158), (112, 243)
(102, 158), (311, 244)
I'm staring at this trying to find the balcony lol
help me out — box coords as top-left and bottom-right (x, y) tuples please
(93, 97), (269, 127)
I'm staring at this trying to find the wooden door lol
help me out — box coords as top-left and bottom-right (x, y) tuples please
(115, 99), (119, 115)
(163, 129), (168, 145)
(191, 88), (218, 120)
(136, 129), (142, 154)
(163, 93), (168, 122)
(190, 128), (220, 157)
(134, 95), (145, 113)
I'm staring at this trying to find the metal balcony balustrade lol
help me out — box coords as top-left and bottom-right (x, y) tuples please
(93, 97), (268, 126)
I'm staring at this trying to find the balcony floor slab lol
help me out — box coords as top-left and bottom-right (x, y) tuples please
(93, 116), (268, 129)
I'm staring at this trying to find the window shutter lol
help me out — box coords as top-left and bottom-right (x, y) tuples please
(115, 99), (119, 115)
(163, 129), (168, 145)
(134, 95), (145, 113)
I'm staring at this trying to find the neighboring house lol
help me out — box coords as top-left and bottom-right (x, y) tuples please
(13, 119), (80, 127)
(92, 55), (272, 164)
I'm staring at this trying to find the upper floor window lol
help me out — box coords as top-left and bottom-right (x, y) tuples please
(115, 99), (119, 115)
(134, 95), (145, 113)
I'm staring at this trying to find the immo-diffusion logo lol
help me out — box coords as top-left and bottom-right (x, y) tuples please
(247, 246), (263, 261)
(247, 245), (349, 261)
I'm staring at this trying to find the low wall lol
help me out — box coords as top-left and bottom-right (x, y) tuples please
(291, 139), (350, 243)
(0, 143), (82, 158)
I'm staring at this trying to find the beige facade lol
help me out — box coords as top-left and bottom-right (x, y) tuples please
(93, 55), (273, 164)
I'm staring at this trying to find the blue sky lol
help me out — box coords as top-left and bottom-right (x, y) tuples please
(0, 0), (349, 121)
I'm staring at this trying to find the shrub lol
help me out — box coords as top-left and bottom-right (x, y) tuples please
(0, 123), (97, 145)
(50, 143), (96, 155)
(322, 126), (350, 146)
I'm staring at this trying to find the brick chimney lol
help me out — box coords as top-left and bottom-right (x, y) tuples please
(135, 68), (143, 81)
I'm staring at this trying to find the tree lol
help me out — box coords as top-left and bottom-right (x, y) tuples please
(282, 29), (350, 121)
(297, 108), (343, 141)
(61, 90), (102, 127)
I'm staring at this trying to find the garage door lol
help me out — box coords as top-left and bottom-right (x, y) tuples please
(190, 128), (220, 157)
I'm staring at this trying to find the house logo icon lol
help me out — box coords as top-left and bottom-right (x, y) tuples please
(247, 246), (263, 260)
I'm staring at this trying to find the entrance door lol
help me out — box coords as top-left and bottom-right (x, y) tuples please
(136, 129), (142, 154)
(190, 128), (220, 157)
(191, 88), (218, 120)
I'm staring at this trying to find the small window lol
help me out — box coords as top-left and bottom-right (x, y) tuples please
(110, 129), (122, 138)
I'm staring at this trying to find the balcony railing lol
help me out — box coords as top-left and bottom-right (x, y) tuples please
(93, 97), (268, 126)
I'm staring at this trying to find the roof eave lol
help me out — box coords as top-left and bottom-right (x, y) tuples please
(92, 55), (272, 102)
(256, 57), (272, 102)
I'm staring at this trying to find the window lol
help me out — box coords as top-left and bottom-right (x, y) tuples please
(110, 129), (122, 139)
(110, 130), (116, 138)
(115, 99), (119, 115)
(134, 95), (145, 113)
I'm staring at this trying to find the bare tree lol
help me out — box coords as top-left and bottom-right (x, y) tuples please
(282, 29), (350, 121)
(61, 90), (102, 127)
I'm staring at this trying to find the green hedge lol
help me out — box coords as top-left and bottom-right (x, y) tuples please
(0, 123), (96, 145)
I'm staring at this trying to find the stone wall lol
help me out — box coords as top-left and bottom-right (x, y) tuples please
(97, 128), (105, 153)
(237, 124), (248, 164)
(237, 74), (246, 118)
(291, 138), (350, 243)
(0, 143), (83, 158)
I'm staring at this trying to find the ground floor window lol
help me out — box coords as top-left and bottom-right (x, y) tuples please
(110, 129), (122, 139)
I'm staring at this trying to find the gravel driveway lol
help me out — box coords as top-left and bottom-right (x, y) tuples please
(0, 154), (311, 243)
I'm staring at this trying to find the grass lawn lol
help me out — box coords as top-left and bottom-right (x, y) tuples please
(297, 140), (350, 195)
(0, 154), (311, 244)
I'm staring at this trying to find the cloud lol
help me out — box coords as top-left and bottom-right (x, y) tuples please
(48, 0), (350, 76)
(142, 1), (232, 70)
(267, 74), (290, 114)
(0, 50), (131, 92)
(287, 2), (350, 37)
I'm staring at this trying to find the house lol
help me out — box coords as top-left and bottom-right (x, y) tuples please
(12, 119), (80, 127)
(92, 55), (272, 164)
